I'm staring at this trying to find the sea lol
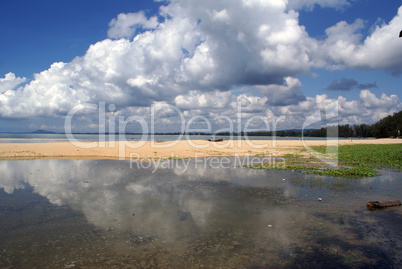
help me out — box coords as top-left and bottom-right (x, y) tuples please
(0, 133), (351, 143)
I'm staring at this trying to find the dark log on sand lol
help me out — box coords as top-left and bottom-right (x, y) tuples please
(367, 200), (401, 209)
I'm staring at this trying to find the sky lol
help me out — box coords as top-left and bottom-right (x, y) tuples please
(0, 0), (401, 133)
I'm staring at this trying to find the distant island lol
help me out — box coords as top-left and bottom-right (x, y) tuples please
(31, 129), (56, 134)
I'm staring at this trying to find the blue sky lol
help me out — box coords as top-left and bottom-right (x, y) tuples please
(296, 0), (402, 101)
(0, 0), (160, 78)
(0, 0), (401, 132)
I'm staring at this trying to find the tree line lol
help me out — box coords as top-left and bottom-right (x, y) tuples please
(216, 110), (401, 138)
(301, 110), (401, 138)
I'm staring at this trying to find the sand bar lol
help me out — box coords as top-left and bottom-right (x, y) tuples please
(0, 138), (401, 160)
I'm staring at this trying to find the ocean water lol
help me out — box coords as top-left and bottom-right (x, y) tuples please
(0, 158), (401, 268)
(0, 132), (352, 143)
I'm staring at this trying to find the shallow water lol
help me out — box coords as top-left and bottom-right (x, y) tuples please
(0, 158), (401, 268)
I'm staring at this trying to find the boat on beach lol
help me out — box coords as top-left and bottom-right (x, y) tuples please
(207, 137), (224, 142)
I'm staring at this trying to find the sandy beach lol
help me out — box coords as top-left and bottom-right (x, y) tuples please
(0, 138), (401, 160)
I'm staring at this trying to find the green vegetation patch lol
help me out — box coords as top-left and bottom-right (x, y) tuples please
(246, 144), (401, 177)
(283, 153), (303, 159)
(312, 144), (402, 170)
(244, 164), (377, 177)
(165, 156), (184, 160)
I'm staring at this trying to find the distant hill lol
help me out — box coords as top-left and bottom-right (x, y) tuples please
(31, 129), (56, 134)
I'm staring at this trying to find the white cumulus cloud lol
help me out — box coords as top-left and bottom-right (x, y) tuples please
(360, 90), (400, 109)
(0, 0), (400, 131)
(0, 72), (26, 94)
(107, 11), (159, 39)
(258, 77), (306, 106)
(321, 6), (402, 71)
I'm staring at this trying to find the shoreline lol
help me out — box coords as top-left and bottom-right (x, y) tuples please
(0, 138), (401, 161)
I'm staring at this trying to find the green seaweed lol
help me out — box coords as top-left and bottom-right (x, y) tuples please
(245, 144), (402, 177)
(245, 163), (377, 177)
(312, 144), (402, 170)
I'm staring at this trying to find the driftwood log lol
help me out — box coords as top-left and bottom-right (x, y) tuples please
(366, 200), (401, 209)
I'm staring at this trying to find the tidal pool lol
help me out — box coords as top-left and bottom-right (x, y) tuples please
(0, 158), (401, 268)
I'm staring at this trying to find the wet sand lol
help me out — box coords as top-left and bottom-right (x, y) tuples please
(0, 138), (401, 160)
